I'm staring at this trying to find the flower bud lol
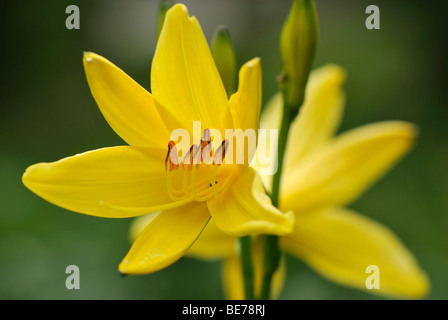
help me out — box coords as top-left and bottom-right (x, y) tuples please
(280, 0), (319, 112)
(211, 25), (237, 97)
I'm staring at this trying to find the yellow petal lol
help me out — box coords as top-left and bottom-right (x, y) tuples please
(251, 236), (286, 300)
(151, 4), (233, 133)
(281, 121), (418, 213)
(119, 202), (210, 275)
(83, 52), (170, 148)
(129, 212), (234, 261)
(227, 58), (262, 165)
(254, 65), (346, 191)
(281, 207), (430, 299)
(260, 92), (283, 132)
(284, 64), (346, 170)
(250, 93), (282, 192)
(222, 253), (245, 300)
(22, 146), (191, 218)
(128, 212), (161, 243)
(229, 58), (262, 132)
(270, 254), (286, 300)
(187, 218), (236, 260)
(207, 166), (294, 237)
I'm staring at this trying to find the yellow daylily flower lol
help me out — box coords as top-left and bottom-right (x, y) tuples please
(133, 63), (430, 298)
(22, 4), (294, 275)
(273, 66), (430, 298)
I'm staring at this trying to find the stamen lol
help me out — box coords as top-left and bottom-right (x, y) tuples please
(192, 142), (202, 167)
(165, 141), (174, 171)
(164, 132), (231, 202)
(165, 141), (179, 171)
(213, 140), (229, 166)
(201, 129), (215, 165)
(165, 141), (188, 200)
(202, 128), (211, 143)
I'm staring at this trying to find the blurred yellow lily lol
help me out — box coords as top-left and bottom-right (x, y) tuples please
(132, 63), (430, 298)
(22, 4), (294, 275)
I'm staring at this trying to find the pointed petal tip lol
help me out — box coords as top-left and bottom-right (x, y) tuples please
(379, 264), (430, 299)
(404, 122), (419, 138)
(315, 63), (347, 86)
(22, 162), (44, 187)
(412, 270), (431, 299)
(21, 167), (31, 188)
(165, 3), (200, 28)
(247, 57), (261, 68)
(83, 51), (96, 63)
(22, 164), (31, 179)
(380, 121), (420, 142)
(118, 259), (131, 275)
(239, 58), (261, 77)
(82, 52), (108, 66)
(22, 167), (32, 187)
(118, 255), (152, 276)
(167, 3), (189, 18)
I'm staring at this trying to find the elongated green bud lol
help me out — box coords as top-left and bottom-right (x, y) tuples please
(211, 25), (237, 97)
(157, 0), (174, 39)
(280, 0), (319, 113)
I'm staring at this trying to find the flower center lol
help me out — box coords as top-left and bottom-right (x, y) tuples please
(164, 129), (231, 202)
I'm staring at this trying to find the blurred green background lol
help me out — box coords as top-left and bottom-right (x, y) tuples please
(1, 0), (447, 299)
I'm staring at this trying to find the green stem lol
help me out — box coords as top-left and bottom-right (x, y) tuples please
(259, 234), (281, 299)
(271, 90), (297, 209)
(239, 236), (254, 300)
(259, 89), (303, 300)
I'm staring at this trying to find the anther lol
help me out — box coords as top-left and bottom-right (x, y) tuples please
(213, 140), (229, 166)
(202, 128), (211, 142)
(165, 130), (228, 202)
(200, 129), (214, 165)
(165, 141), (179, 171)
(209, 181), (218, 187)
